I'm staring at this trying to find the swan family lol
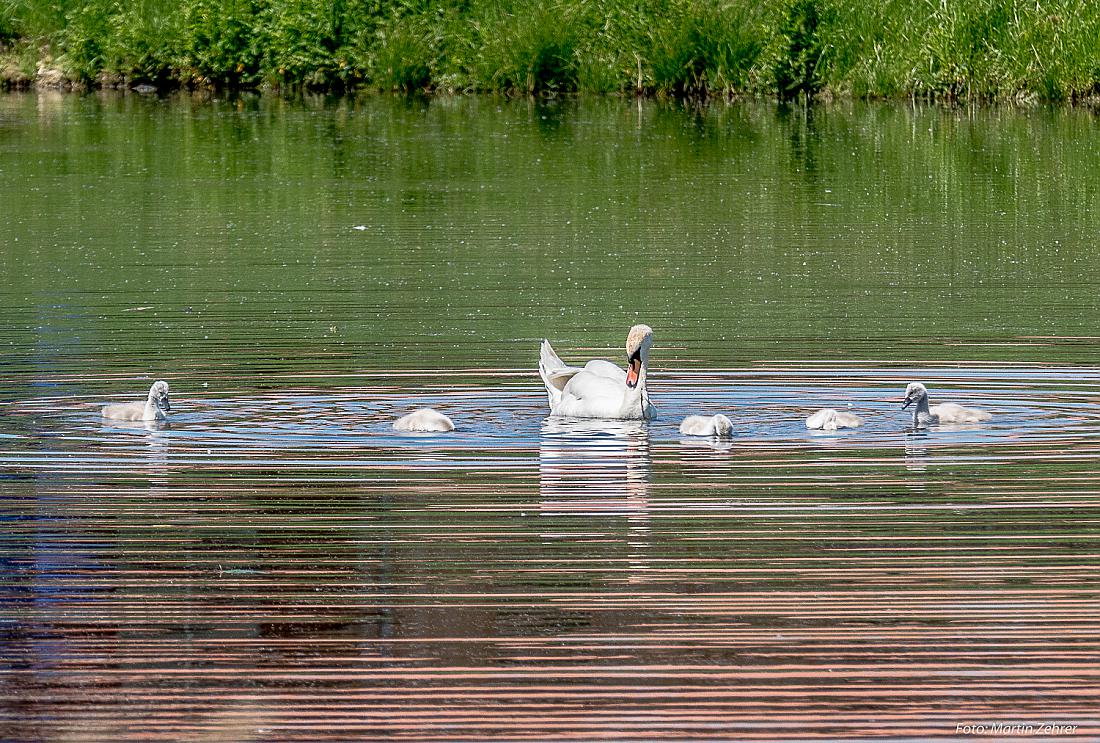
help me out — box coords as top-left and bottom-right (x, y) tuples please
(101, 325), (994, 435)
(536, 325), (990, 435)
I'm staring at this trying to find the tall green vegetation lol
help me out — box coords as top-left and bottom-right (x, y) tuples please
(772, 0), (827, 100)
(3, 0), (1100, 101)
(645, 1), (762, 95)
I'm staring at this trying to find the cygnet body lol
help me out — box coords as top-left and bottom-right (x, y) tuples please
(679, 414), (733, 438)
(393, 408), (455, 432)
(806, 408), (863, 431)
(102, 380), (171, 421)
(902, 382), (991, 427)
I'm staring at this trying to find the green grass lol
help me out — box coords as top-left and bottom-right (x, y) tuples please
(4, 0), (1100, 101)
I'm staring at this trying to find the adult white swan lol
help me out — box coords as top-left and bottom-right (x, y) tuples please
(539, 324), (656, 420)
(902, 382), (992, 427)
(102, 380), (171, 421)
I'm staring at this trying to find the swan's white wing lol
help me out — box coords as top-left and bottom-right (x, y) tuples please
(540, 339), (628, 406)
(542, 366), (584, 388)
(539, 340), (585, 408)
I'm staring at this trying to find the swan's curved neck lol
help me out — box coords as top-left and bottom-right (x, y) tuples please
(636, 347), (649, 387)
(623, 346), (653, 418)
(912, 394), (931, 426)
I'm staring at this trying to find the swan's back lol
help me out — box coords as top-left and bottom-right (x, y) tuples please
(578, 359), (626, 381)
(102, 401), (147, 421)
(931, 403), (992, 424)
(393, 408), (455, 432)
(806, 408), (863, 430)
(680, 414), (732, 437)
(833, 411), (863, 428)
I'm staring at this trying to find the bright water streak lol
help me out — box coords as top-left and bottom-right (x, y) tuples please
(0, 93), (1099, 740)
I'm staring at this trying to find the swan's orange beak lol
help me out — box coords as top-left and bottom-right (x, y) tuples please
(626, 355), (641, 388)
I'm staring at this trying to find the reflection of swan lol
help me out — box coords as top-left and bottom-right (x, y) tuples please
(540, 416), (649, 438)
(539, 417), (650, 501)
(904, 434), (930, 474)
(393, 408), (455, 432)
(102, 380), (170, 421)
(806, 408), (863, 430)
(903, 382), (991, 427)
(539, 417), (651, 581)
(679, 414), (733, 437)
(538, 324), (656, 420)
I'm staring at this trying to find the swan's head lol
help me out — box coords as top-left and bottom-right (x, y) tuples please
(902, 382), (927, 410)
(712, 414), (733, 437)
(624, 324), (653, 389)
(149, 380), (171, 412)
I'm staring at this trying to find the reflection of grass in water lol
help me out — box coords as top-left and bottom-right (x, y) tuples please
(4, 0), (1100, 100)
(3, 94), (1100, 373)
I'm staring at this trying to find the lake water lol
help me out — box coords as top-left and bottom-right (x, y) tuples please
(1, 91), (1098, 740)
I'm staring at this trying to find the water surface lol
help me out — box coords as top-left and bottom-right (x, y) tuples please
(1, 92), (1098, 740)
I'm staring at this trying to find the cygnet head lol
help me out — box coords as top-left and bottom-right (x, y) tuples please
(902, 382), (928, 410)
(711, 414), (733, 437)
(149, 380), (171, 412)
(625, 324), (653, 389)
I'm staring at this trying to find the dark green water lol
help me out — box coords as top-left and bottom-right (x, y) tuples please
(0, 92), (1098, 741)
(3, 92), (1099, 379)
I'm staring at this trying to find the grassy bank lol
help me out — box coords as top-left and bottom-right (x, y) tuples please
(3, 0), (1100, 101)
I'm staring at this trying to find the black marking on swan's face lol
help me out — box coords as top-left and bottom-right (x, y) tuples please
(625, 350), (642, 389)
(624, 324), (652, 389)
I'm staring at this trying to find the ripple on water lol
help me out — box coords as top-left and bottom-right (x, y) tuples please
(8, 366), (1098, 462)
(1, 366), (1099, 741)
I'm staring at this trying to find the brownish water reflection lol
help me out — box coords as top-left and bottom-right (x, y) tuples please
(1, 369), (1098, 740)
